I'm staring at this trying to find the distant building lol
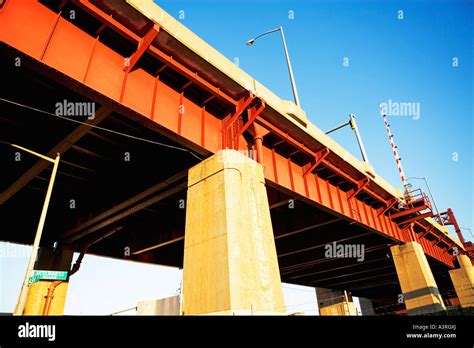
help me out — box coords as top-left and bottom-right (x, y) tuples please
(137, 295), (180, 315)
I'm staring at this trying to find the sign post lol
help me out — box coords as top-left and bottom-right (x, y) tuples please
(12, 148), (61, 316)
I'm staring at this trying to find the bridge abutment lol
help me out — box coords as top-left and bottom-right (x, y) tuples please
(390, 241), (446, 315)
(449, 254), (474, 308)
(181, 149), (286, 315)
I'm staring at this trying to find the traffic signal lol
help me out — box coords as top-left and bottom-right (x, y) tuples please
(349, 118), (356, 131)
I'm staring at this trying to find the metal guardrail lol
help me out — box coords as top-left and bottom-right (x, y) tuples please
(404, 188), (433, 212)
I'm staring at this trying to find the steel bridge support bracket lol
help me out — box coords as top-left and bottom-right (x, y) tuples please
(347, 177), (370, 201)
(124, 23), (160, 73)
(303, 147), (329, 178)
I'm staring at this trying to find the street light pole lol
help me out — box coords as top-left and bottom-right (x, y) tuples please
(325, 114), (370, 164)
(246, 26), (300, 107)
(278, 27), (300, 107)
(460, 227), (473, 239)
(407, 176), (443, 225)
(12, 144), (60, 316)
(349, 114), (369, 164)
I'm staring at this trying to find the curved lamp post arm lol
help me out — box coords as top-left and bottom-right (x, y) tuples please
(246, 27), (300, 107)
(246, 27), (281, 45)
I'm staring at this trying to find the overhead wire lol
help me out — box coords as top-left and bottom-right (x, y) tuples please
(0, 97), (203, 161)
(1, 99), (462, 315)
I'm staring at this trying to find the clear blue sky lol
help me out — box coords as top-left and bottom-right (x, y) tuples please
(1, 0), (472, 315)
(156, 0), (473, 235)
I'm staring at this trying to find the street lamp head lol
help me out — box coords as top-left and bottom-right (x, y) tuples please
(245, 26), (300, 106)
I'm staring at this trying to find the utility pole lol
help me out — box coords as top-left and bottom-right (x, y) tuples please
(12, 144), (60, 316)
(325, 114), (370, 163)
(247, 26), (300, 106)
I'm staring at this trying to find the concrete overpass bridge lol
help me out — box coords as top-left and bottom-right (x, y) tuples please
(0, 0), (472, 315)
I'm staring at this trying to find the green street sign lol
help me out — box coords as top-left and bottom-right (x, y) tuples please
(32, 270), (68, 281)
(28, 274), (41, 285)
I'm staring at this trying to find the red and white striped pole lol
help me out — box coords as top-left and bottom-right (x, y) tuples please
(380, 107), (411, 197)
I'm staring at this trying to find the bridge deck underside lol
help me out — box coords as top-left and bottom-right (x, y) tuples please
(0, 0), (457, 269)
(0, 49), (455, 307)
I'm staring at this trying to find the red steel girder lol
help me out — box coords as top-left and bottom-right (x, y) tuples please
(398, 212), (434, 226)
(255, 116), (389, 205)
(232, 99), (266, 141)
(347, 177), (370, 200)
(390, 204), (428, 219)
(442, 242), (456, 254)
(439, 208), (466, 244)
(417, 225), (434, 239)
(414, 222), (452, 254)
(0, 0), (456, 268)
(223, 92), (254, 131)
(179, 80), (193, 92)
(378, 198), (398, 217)
(433, 236), (445, 247)
(303, 147), (329, 178)
(154, 63), (168, 76)
(222, 92), (255, 148)
(124, 23), (160, 73)
(72, 0), (237, 106)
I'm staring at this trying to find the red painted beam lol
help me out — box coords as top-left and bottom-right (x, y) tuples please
(347, 177), (370, 200)
(124, 24), (160, 73)
(379, 198), (398, 217)
(398, 212), (434, 226)
(391, 205), (428, 219)
(222, 93), (255, 148)
(0, 0), (456, 268)
(303, 147), (329, 178)
(256, 116), (389, 205)
(232, 100), (265, 141)
(72, 0), (237, 107)
(224, 93), (254, 129)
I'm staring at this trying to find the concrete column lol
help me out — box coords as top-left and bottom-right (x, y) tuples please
(23, 247), (73, 315)
(449, 254), (474, 308)
(390, 241), (446, 315)
(182, 149), (285, 315)
(316, 287), (357, 315)
(358, 297), (375, 315)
